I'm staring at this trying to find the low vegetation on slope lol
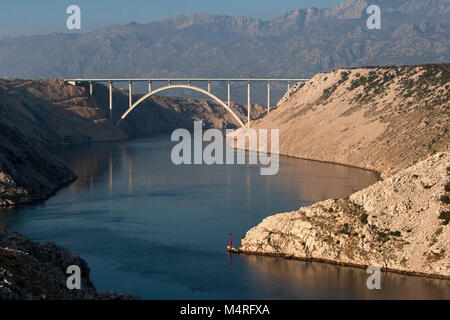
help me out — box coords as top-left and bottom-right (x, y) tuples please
(237, 63), (449, 277)
(252, 64), (449, 178)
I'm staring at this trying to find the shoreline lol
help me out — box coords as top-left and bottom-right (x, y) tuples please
(236, 152), (450, 280)
(227, 143), (444, 280)
(227, 247), (450, 281)
(230, 142), (383, 181)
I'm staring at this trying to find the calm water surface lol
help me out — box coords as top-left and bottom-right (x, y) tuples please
(0, 136), (448, 299)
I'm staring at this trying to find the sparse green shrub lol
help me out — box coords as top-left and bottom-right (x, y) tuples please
(318, 71), (351, 103)
(320, 85), (338, 101)
(440, 195), (450, 204)
(438, 211), (450, 225)
(338, 223), (351, 236)
(445, 182), (450, 192)
(427, 249), (445, 262)
(349, 76), (367, 90)
(341, 71), (349, 82)
(360, 213), (369, 224)
(377, 231), (389, 243)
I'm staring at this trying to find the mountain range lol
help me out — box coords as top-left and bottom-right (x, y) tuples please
(0, 0), (449, 103)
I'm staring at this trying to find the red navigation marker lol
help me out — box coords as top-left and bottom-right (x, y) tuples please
(229, 232), (233, 247)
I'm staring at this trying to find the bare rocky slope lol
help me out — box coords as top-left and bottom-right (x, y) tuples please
(241, 64), (449, 178)
(235, 64), (450, 277)
(0, 79), (124, 206)
(0, 79), (263, 207)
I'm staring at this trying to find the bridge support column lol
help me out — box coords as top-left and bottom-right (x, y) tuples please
(89, 81), (93, 97)
(208, 81), (211, 93)
(148, 80), (152, 93)
(267, 81), (271, 114)
(227, 81), (231, 107)
(247, 81), (251, 128)
(109, 81), (113, 120)
(129, 81), (133, 108)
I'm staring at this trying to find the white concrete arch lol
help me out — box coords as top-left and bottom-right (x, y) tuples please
(117, 84), (246, 128)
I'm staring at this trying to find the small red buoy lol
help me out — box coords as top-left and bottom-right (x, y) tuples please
(229, 232), (233, 247)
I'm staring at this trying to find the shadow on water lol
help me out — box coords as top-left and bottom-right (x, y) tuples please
(238, 255), (450, 300)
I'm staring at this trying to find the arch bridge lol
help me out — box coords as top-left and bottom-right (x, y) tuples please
(64, 78), (309, 128)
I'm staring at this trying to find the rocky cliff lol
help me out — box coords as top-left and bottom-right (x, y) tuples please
(0, 122), (76, 207)
(0, 231), (139, 299)
(241, 152), (450, 278)
(0, 79), (122, 206)
(240, 64), (449, 178)
(236, 64), (450, 277)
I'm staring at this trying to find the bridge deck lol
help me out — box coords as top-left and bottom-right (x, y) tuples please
(64, 78), (310, 82)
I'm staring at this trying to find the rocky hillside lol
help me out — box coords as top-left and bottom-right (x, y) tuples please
(0, 79), (126, 146)
(240, 64), (449, 178)
(240, 152), (450, 278)
(0, 79), (261, 206)
(233, 63), (450, 278)
(0, 122), (76, 207)
(0, 231), (139, 299)
(0, 0), (448, 104)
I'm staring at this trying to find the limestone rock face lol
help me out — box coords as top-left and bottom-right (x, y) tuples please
(241, 152), (450, 278)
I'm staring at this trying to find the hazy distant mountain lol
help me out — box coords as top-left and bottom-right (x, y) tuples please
(0, 0), (448, 91)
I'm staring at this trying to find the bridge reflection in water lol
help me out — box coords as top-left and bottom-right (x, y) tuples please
(50, 136), (378, 208)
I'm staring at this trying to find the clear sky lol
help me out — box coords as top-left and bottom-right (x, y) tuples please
(0, 0), (346, 37)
